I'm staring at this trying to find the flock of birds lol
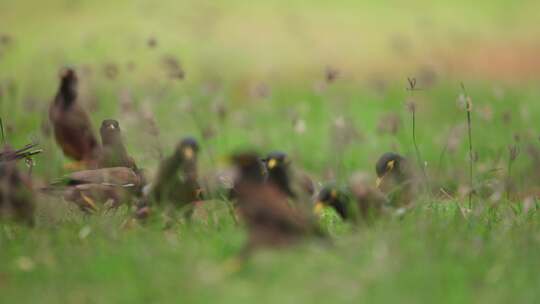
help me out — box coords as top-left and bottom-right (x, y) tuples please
(0, 68), (416, 258)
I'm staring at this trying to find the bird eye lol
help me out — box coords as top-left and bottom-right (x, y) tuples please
(386, 160), (395, 171)
(183, 147), (194, 159)
(267, 158), (277, 169)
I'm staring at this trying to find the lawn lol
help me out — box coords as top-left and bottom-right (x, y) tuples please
(1, 0), (540, 303)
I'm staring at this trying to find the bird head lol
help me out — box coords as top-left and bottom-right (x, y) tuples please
(314, 185), (348, 219)
(58, 68), (78, 106)
(176, 137), (200, 161)
(262, 151), (290, 172)
(231, 152), (266, 183)
(375, 152), (405, 188)
(100, 119), (121, 142)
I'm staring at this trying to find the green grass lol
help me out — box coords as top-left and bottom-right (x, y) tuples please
(2, 0), (540, 303)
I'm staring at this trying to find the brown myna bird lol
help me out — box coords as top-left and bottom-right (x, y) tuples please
(0, 146), (35, 225)
(148, 137), (202, 217)
(261, 151), (316, 201)
(99, 119), (138, 171)
(231, 152), (325, 254)
(49, 68), (100, 168)
(375, 152), (415, 207)
(46, 167), (143, 213)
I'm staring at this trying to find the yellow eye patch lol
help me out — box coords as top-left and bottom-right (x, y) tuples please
(267, 158), (277, 169)
(183, 147), (194, 159)
(386, 160), (395, 170)
(330, 189), (337, 199)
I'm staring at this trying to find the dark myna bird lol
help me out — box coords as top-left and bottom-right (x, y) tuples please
(49, 68), (100, 168)
(314, 174), (387, 224)
(0, 146), (35, 225)
(261, 151), (316, 202)
(231, 152), (325, 254)
(148, 137), (202, 216)
(99, 119), (138, 171)
(375, 152), (414, 207)
(45, 167), (144, 213)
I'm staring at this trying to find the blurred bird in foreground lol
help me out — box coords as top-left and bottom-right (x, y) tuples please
(45, 167), (143, 213)
(375, 152), (415, 207)
(99, 119), (138, 171)
(148, 137), (203, 219)
(49, 68), (100, 169)
(0, 146), (35, 225)
(231, 152), (326, 256)
(262, 151), (316, 204)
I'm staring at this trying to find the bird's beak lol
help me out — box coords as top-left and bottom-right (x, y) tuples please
(267, 158), (277, 169)
(108, 124), (116, 130)
(183, 147), (194, 159)
(314, 202), (325, 215)
(376, 177), (383, 188)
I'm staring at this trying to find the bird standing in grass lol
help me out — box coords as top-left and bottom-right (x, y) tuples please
(99, 119), (138, 171)
(262, 151), (316, 202)
(149, 137), (202, 218)
(315, 174), (387, 224)
(232, 152), (325, 254)
(375, 152), (415, 207)
(49, 68), (100, 169)
(45, 167), (144, 213)
(0, 146), (35, 225)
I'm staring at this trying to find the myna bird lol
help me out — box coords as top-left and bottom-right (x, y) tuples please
(231, 152), (325, 254)
(99, 119), (138, 171)
(262, 151), (316, 201)
(53, 167), (143, 188)
(149, 137), (202, 217)
(49, 68), (100, 168)
(314, 176), (387, 224)
(45, 167), (143, 213)
(314, 184), (351, 220)
(0, 146), (35, 225)
(375, 152), (414, 207)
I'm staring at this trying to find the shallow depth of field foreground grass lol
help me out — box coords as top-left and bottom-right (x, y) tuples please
(2, 0), (540, 303)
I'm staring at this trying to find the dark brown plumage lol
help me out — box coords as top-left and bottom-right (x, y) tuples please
(232, 152), (325, 253)
(0, 146), (35, 225)
(149, 137), (202, 215)
(262, 151), (315, 198)
(99, 119), (137, 170)
(49, 68), (99, 167)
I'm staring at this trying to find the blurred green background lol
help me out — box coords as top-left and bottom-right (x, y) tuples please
(2, 1), (540, 303)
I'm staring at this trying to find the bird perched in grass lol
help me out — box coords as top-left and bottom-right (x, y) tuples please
(148, 137), (202, 218)
(262, 151), (316, 202)
(0, 146), (35, 225)
(45, 167), (144, 213)
(231, 152), (325, 254)
(315, 174), (387, 224)
(99, 119), (138, 171)
(49, 68), (99, 169)
(375, 152), (414, 207)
